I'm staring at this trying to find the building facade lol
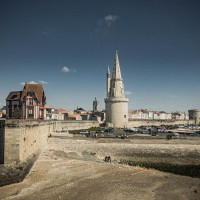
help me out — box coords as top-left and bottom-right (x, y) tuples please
(6, 83), (46, 119)
(104, 51), (129, 128)
(128, 109), (188, 121)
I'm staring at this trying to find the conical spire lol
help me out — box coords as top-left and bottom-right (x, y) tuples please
(107, 65), (111, 98)
(112, 50), (122, 80)
(107, 65), (110, 74)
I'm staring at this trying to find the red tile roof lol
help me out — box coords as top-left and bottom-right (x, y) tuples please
(57, 108), (69, 114)
(69, 113), (80, 118)
(44, 105), (54, 109)
(21, 83), (46, 103)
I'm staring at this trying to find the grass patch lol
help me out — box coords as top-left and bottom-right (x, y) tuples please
(120, 159), (200, 178)
(69, 127), (104, 135)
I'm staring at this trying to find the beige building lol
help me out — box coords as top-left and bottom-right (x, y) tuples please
(105, 51), (129, 128)
(188, 109), (200, 124)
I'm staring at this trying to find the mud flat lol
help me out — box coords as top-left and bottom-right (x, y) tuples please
(0, 153), (39, 187)
(0, 135), (200, 200)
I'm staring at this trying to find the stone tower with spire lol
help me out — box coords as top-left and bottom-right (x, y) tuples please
(93, 97), (99, 112)
(105, 51), (129, 128)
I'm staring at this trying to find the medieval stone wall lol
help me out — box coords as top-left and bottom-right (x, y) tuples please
(2, 120), (99, 164)
(128, 119), (194, 127)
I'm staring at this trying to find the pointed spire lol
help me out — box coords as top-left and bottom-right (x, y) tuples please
(107, 65), (110, 74)
(112, 50), (122, 80)
(107, 65), (111, 98)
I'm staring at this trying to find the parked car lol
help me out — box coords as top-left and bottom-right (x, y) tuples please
(166, 131), (179, 139)
(79, 130), (90, 134)
(149, 127), (158, 136)
(104, 128), (114, 132)
(157, 126), (166, 132)
(138, 126), (150, 134)
(124, 127), (138, 133)
(189, 133), (200, 136)
(95, 130), (104, 133)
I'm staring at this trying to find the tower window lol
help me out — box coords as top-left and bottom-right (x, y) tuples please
(124, 115), (126, 118)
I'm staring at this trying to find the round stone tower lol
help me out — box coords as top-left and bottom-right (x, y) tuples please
(188, 109), (200, 125)
(104, 51), (129, 128)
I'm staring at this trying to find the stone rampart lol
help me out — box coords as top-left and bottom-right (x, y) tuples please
(1, 120), (99, 164)
(54, 120), (99, 131)
(128, 119), (194, 127)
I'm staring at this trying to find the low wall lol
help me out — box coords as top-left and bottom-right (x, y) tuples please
(0, 120), (5, 164)
(1, 120), (99, 164)
(54, 120), (99, 131)
(128, 119), (193, 127)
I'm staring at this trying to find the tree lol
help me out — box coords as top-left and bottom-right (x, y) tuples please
(12, 108), (21, 119)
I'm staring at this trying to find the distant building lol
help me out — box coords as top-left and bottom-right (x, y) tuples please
(44, 105), (55, 120)
(0, 106), (6, 118)
(74, 107), (87, 114)
(57, 108), (71, 120)
(128, 109), (187, 121)
(93, 97), (99, 112)
(172, 112), (188, 120)
(6, 83), (46, 119)
(105, 51), (129, 128)
(44, 106), (72, 120)
(80, 113), (90, 120)
(68, 113), (82, 120)
(188, 109), (200, 124)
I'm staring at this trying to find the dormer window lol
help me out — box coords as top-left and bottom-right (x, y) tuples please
(12, 95), (18, 99)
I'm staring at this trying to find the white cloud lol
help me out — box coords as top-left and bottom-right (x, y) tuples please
(20, 81), (38, 85)
(39, 80), (48, 84)
(104, 15), (119, 26)
(125, 91), (132, 95)
(61, 66), (71, 73)
(93, 14), (119, 35)
(29, 81), (38, 84)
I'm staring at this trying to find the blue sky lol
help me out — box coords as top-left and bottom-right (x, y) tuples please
(0, 0), (200, 112)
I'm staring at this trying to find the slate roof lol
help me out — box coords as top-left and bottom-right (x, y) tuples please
(6, 91), (22, 100)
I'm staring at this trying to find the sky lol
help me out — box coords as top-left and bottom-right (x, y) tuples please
(0, 0), (200, 113)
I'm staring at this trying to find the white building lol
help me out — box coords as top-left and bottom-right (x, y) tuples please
(128, 109), (184, 120)
(105, 51), (129, 128)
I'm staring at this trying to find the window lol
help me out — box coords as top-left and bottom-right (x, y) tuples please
(124, 115), (126, 118)
(28, 109), (33, 115)
(29, 98), (33, 105)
